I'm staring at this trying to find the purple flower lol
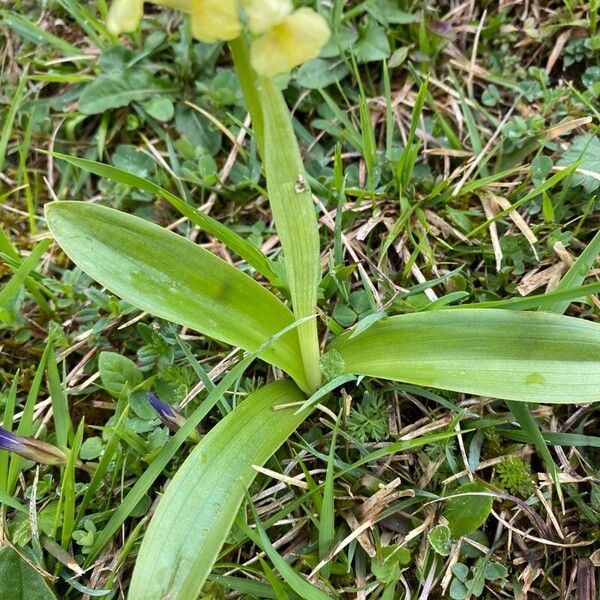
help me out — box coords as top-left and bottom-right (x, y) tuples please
(146, 393), (200, 442)
(0, 428), (67, 465)
(147, 392), (177, 420)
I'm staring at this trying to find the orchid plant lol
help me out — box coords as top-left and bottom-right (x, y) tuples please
(20, 1), (600, 598)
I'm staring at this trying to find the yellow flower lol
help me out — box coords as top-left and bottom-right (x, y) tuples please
(250, 7), (330, 77)
(107, 0), (144, 34)
(190, 0), (242, 42)
(107, 0), (193, 35)
(241, 0), (292, 34)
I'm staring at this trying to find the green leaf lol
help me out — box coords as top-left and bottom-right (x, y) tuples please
(78, 72), (177, 114)
(46, 346), (72, 448)
(544, 229), (600, 315)
(295, 58), (349, 89)
(0, 239), (51, 308)
(0, 489), (26, 513)
(444, 482), (492, 538)
(85, 318), (307, 563)
(240, 505), (331, 600)
(329, 309), (600, 403)
(128, 389), (157, 420)
(557, 134), (600, 192)
(79, 437), (103, 461)
(129, 380), (309, 600)
(365, 0), (418, 25)
(484, 561), (508, 581)
(45, 201), (308, 391)
(0, 63), (28, 173)
(142, 96), (175, 122)
(428, 524), (452, 556)
(449, 577), (468, 600)
(260, 78), (321, 391)
(318, 423), (338, 578)
(98, 352), (142, 398)
(353, 21), (391, 63)
(1, 10), (81, 58)
(452, 562), (469, 582)
(0, 546), (56, 600)
(46, 152), (281, 287)
(111, 145), (155, 178)
(371, 546), (411, 584)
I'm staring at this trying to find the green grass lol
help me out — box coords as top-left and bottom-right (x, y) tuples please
(1, 1), (600, 598)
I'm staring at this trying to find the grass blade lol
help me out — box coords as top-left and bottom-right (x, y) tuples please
(449, 281), (600, 311)
(319, 421), (338, 579)
(0, 63), (28, 173)
(46, 345), (72, 448)
(0, 239), (51, 307)
(1, 10), (82, 57)
(238, 504), (331, 600)
(544, 229), (600, 315)
(468, 163), (579, 237)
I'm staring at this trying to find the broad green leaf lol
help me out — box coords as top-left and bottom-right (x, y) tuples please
(557, 133), (600, 192)
(78, 72), (177, 114)
(329, 309), (600, 403)
(0, 546), (56, 600)
(261, 78), (321, 391)
(85, 318), (307, 563)
(129, 380), (309, 600)
(295, 58), (349, 89)
(444, 482), (492, 538)
(365, 0), (418, 25)
(45, 201), (308, 391)
(46, 152), (282, 287)
(98, 351), (142, 398)
(353, 20), (391, 63)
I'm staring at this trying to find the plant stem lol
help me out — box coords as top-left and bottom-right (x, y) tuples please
(230, 38), (322, 392)
(229, 36), (264, 156)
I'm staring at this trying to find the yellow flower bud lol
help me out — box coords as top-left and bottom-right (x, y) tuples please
(190, 0), (242, 42)
(250, 7), (330, 77)
(241, 0), (292, 34)
(107, 0), (144, 34)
